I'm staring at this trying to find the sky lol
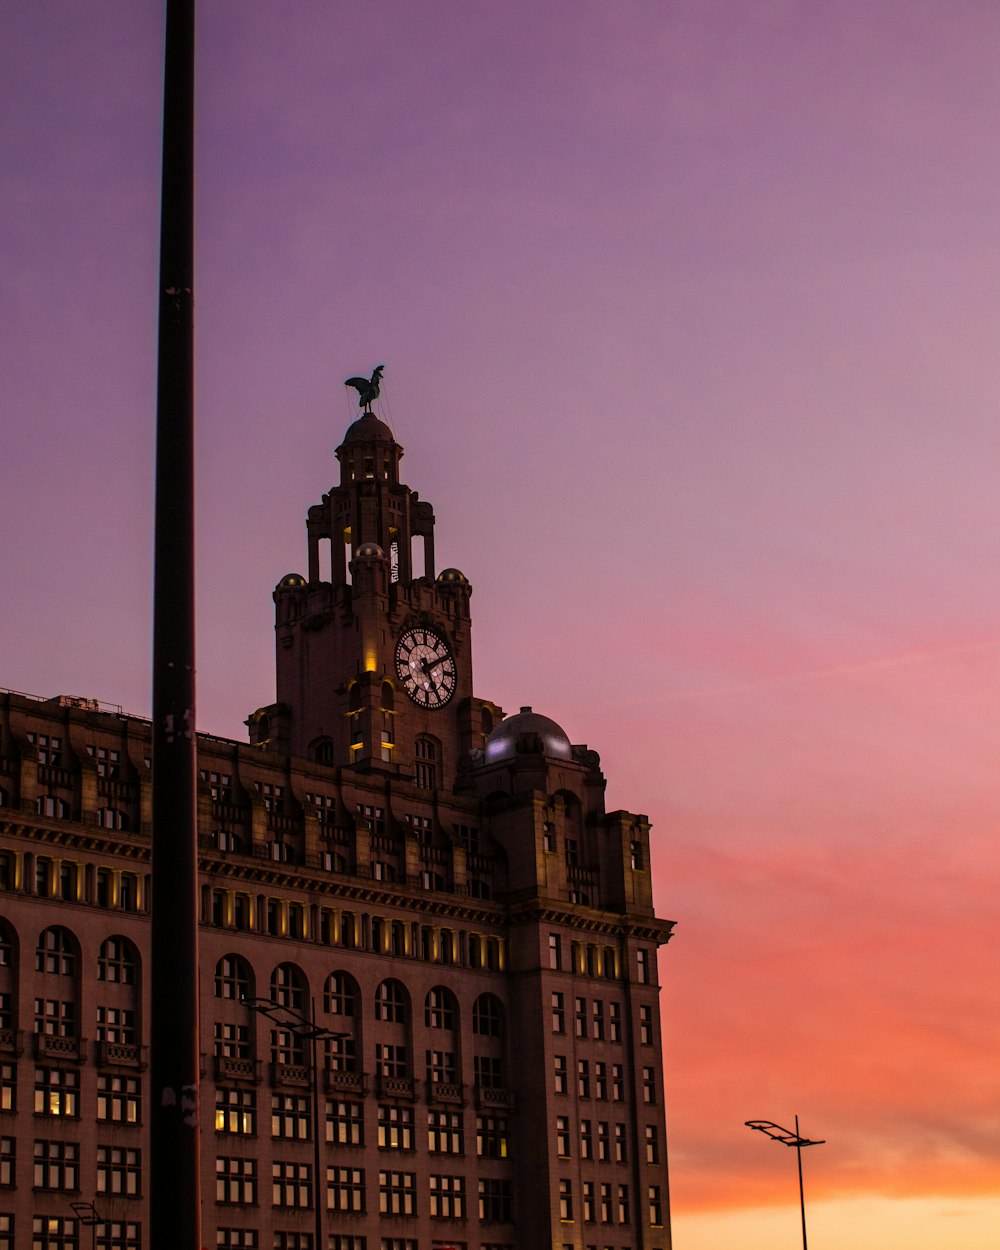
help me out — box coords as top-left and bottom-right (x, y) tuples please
(2, 2), (999, 1246)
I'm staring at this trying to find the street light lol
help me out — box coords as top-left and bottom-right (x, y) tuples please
(243, 996), (345, 1250)
(70, 1201), (100, 1250)
(745, 1116), (825, 1250)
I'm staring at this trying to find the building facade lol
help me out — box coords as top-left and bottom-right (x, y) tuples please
(0, 411), (674, 1250)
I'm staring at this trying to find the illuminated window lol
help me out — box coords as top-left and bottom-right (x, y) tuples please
(33, 1140), (79, 1191)
(378, 1104), (414, 1151)
(217, 1156), (256, 1205)
(327, 1166), (365, 1214)
(326, 1099), (364, 1147)
(0, 1063), (14, 1113)
(97, 1074), (140, 1124)
(272, 1160), (312, 1209)
(33, 1068), (78, 1117)
(428, 1173), (464, 1219)
(216, 1087), (256, 1136)
(272, 1094), (309, 1141)
(427, 1109), (462, 1154)
(558, 1178), (573, 1222)
(476, 1114), (508, 1159)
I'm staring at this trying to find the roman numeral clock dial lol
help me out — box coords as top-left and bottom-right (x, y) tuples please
(394, 627), (457, 708)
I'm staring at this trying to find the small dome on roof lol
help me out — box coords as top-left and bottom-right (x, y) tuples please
(437, 567), (468, 584)
(277, 573), (307, 589)
(484, 706), (573, 763)
(354, 541), (385, 560)
(343, 413), (394, 443)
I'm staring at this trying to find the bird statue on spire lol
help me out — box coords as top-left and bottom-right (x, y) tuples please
(345, 365), (385, 413)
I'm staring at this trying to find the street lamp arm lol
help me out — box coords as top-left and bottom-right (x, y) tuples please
(745, 1119), (825, 1147)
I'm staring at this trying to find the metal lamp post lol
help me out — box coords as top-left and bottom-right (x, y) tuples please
(244, 996), (346, 1250)
(745, 1116), (825, 1250)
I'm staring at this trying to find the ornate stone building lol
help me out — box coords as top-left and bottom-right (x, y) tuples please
(0, 411), (674, 1250)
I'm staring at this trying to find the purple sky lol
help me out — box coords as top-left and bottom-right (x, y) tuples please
(3, 4), (1000, 1246)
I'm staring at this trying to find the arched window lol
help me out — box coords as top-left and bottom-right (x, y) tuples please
(0, 921), (14, 968)
(380, 681), (394, 712)
(311, 738), (334, 767)
(36, 927), (76, 975)
(424, 987), (457, 1030)
(215, 955), (252, 1001)
(36, 795), (70, 820)
(374, 979), (407, 1024)
(270, 963), (307, 1010)
(414, 736), (439, 790)
(324, 972), (358, 1017)
(473, 993), (504, 1038)
(98, 937), (138, 985)
(97, 808), (129, 831)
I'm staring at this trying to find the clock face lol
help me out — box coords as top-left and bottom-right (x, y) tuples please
(395, 627), (457, 708)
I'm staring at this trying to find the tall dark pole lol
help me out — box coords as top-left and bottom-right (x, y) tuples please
(150, 4), (200, 1250)
(795, 1114), (808, 1250)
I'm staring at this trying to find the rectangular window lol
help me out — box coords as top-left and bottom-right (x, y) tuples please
(216, 1157), (256, 1205)
(618, 1183), (630, 1225)
(556, 1115), (571, 1157)
(615, 1123), (627, 1163)
(271, 1093), (309, 1140)
(554, 1055), (568, 1095)
(594, 1061), (608, 1101)
(98, 1075), (140, 1124)
(558, 1178), (573, 1222)
(0, 1139), (13, 1187)
(582, 1180), (596, 1223)
(476, 1114), (509, 1160)
(327, 1100), (364, 1147)
(428, 1173), (465, 1219)
(551, 992), (565, 1034)
(600, 1182), (612, 1224)
(34, 1068), (78, 1118)
(0, 1218), (12, 1250)
(636, 948), (651, 984)
(645, 1124), (660, 1163)
(97, 1146), (141, 1197)
(578, 1059), (590, 1099)
(642, 1066), (656, 1105)
(639, 1004), (654, 1045)
(580, 1118), (593, 1159)
(378, 1104), (414, 1151)
(96, 1221), (140, 1250)
(592, 999), (605, 1041)
(34, 999), (74, 1038)
(574, 996), (588, 1039)
(214, 1022), (250, 1059)
(216, 1089), (256, 1136)
(32, 1217), (76, 1250)
(217, 1232), (257, 1250)
(329, 1240), (366, 1250)
(273, 1235), (312, 1250)
(608, 1001), (622, 1043)
(478, 1177), (512, 1223)
(427, 1109), (463, 1155)
(548, 933), (562, 969)
(474, 1055), (503, 1090)
(272, 1161), (312, 1209)
(375, 1043), (407, 1078)
(33, 1140), (79, 1191)
(648, 1184), (664, 1226)
(97, 1007), (135, 1045)
(425, 1049), (456, 1084)
(377, 1170), (415, 1216)
(597, 1121), (610, 1162)
(0, 1065), (13, 1113)
(611, 1063), (624, 1102)
(327, 1167), (365, 1214)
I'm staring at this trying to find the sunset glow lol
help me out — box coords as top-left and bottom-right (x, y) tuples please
(3, 4), (999, 1248)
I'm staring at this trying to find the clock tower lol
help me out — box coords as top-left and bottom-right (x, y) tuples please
(252, 410), (501, 787)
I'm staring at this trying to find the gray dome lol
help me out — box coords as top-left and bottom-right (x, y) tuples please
(484, 706), (573, 763)
(354, 541), (385, 560)
(343, 413), (394, 443)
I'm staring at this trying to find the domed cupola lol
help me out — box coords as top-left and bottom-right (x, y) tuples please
(484, 706), (573, 763)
